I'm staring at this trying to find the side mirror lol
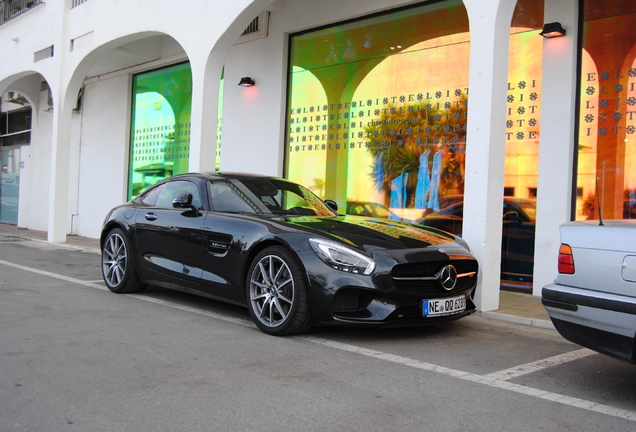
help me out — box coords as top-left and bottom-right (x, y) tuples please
(503, 211), (519, 222)
(324, 199), (338, 213)
(173, 193), (197, 211)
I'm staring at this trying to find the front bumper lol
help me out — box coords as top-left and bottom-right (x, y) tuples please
(297, 248), (477, 327)
(542, 283), (636, 363)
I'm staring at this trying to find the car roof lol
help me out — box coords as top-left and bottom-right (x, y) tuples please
(169, 172), (287, 182)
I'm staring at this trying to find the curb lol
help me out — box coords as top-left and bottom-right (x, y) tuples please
(478, 311), (555, 330)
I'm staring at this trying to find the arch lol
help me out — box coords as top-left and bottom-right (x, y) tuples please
(0, 72), (45, 116)
(193, 0), (281, 172)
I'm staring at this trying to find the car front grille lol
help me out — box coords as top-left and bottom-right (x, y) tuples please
(391, 258), (478, 298)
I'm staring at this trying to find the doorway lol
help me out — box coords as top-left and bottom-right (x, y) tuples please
(0, 148), (20, 224)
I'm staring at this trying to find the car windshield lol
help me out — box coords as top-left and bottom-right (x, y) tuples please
(208, 177), (337, 216)
(514, 200), (536, 221)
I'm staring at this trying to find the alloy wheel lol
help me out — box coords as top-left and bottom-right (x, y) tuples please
(102, 232), (127, 288)
(249, 254), (295, 327)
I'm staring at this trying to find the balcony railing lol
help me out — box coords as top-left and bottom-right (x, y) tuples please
(0, 0), (43, 26)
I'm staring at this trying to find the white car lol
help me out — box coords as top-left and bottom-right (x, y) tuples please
(542, 220), (636, 364)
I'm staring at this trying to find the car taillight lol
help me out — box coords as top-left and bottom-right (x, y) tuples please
(558, 244), (574, 274)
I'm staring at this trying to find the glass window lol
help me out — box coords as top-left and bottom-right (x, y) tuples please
(576, 0), (636, 220)
(285, 0), (543, 290)
(209, 182), (258, 213)
(140, 184), (164, 206)
(154, 181), (201, 209)
(1, 93), (31, 148)
(128, 63), (193, 199)
(285, 0), (470, 223)
(209, 178), (336, 216)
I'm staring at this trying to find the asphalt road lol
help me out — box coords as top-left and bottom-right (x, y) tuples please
(1, 236), (636, 431)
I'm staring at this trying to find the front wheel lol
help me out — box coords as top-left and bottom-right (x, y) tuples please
(246, 246), (314, 336)
(101, 228), (147, 293)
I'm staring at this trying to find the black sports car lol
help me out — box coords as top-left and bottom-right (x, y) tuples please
(101, 172), (478, 335)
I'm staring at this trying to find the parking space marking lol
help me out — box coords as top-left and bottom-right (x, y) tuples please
(3, 257), (635, 422)
(0, 259), (108, 291)
(484, 348), (597, 381)
(301, 336), (636, 422)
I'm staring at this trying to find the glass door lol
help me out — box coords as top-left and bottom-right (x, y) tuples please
(0, 148), (20, 224)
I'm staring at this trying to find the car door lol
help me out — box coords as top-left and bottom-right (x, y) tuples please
(197, 180), (270, 303)
(134, 179), (207, 282)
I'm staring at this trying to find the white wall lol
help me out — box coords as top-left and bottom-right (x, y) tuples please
(74, 74), (133, 238)
(18, 88), (52, 232)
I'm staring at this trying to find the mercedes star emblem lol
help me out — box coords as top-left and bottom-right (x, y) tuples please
(436, 265), (458, 290)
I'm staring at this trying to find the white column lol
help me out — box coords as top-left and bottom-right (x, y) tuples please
(47, 87), (73, 243)
(462, 0), (517, 311)
(189, 58), (223, 173)
(533, 0), (579, 295)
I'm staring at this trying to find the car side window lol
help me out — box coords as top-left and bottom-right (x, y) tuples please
(140, 184), (164, 206)
(154, 181), (202, 209)
(209, 182), (256, 213)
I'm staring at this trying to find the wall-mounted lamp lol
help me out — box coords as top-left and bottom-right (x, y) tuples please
(540, 22), (566, 38)
(238, 77), (255, 87)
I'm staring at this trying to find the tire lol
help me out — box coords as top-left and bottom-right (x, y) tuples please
(246, 246), (314, 336)
(101, 228), (147, 293)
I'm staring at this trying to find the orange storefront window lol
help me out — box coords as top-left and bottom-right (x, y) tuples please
(576, 0), (636, 220)
(285, 0), (543, 290)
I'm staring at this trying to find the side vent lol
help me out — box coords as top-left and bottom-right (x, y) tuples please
(242, 17), (260, 36)
(235, 12), (269, 44)
(208, 233), (233, 256)
(34, 45), (54, 63)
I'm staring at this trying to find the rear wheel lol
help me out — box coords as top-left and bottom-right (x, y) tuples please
(101, 228), (147, 293)
(246, 246), (314, 336)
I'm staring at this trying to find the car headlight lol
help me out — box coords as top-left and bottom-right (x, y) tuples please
(454, 235), (471, 252)
(308, 238), (376, 275)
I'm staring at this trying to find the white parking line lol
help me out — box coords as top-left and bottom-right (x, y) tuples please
(0, 259), (108, 291)
(484, 348), (597, 381)
(2, 257), (635, 422)
(300, 336), (636, 421)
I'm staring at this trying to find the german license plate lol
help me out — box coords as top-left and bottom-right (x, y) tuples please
(422, 295), (466, 317)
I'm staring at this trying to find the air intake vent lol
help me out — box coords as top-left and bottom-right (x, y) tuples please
(236, 12), (269, 44)
(34, 45), (54, 63)
(242, 17), (260, 36)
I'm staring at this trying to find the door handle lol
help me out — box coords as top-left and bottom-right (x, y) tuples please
(145, 212), (158, 221)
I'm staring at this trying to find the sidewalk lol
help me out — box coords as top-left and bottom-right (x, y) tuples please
(0, 223), (554, 330)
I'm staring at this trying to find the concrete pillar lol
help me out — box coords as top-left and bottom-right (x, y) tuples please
(46, 86), (72, 243)
(533, 0), (579, 295)
(189, 58), (223, 173)
(462, 0), (517, 311)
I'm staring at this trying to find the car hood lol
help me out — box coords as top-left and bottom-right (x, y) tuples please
(279, 214), (465, 253)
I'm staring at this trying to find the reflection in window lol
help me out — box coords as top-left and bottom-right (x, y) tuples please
(286, 0), (470, 223)
(154, 181), (201, 209)
(576, 0), (636, 220)
(286, 0), (543, 290)
(128, 63), (193, 200)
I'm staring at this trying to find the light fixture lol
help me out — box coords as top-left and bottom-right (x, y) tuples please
(540, 22), (566, 38)
(343, 39), (356, 60)
(325, 42), (338, 64)
(363, 29), (373, 49)
(238, 77), (255, 87)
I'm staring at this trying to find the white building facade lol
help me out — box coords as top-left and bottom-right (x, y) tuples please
(1, 0), (632, 312)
